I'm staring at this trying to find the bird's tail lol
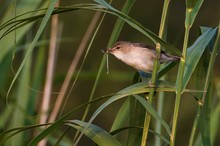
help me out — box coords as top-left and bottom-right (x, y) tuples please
(160, 53), (180, 63)
(168, 55), (180, 61)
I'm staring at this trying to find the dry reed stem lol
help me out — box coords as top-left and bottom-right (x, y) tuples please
(48, 11), (102, 123)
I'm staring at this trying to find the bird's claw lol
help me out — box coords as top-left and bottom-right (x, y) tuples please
(148, 81), (156, 88)
(153, 55), (160, 60)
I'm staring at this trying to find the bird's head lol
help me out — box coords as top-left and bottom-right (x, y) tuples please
(105, 41), (133, 59)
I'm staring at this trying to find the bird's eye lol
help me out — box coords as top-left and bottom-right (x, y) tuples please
(116, 46), (120, 49)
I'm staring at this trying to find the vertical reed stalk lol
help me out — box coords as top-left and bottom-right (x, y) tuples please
(38, 1), (60, 146)
(170, 15), (190, 146)
(141, 0), (171, 145)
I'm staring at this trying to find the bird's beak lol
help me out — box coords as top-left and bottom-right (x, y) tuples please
(101, 48), (106, 53)
(101, 48), (110, 53)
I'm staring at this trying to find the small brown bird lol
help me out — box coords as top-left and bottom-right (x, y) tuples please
(103, 41), (180, 73)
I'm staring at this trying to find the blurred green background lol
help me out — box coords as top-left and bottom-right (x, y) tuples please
(0, 0), (220, 145)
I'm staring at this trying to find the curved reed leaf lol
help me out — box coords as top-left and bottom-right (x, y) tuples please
(185, 0), (204, 28)
(74, 81), (175, 144)
(94, 0), (181, 56)
(110, 126), (170, 144)
(0, 123), (50, 144)
(134, 95), (171, 134)
(28, 95), (111, 145)
(177, 27), (217, 91)
(107, 0), (137, 135)
(65, 120), (122, 146)
(1, 2), (181, 56)
(0, 1), (50, 63)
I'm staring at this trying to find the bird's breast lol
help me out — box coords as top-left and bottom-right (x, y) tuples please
(120, 51), (154, 72)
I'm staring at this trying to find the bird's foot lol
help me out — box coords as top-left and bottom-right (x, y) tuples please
(148, 81), (156, 88)
(153, 55), (160, 60)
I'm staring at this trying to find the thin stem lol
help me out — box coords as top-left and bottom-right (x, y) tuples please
(189, 105), (202, 146)
(158, 0), (170, 38)
(39, 3), (60, 124)
(141, 91), (154, 146)
(38, 1), (60, 146)
(201, 29), (220, 102)
(141, 0), (171, 145)
(155, 80), (165, 146)
(170, 24), (190, 146)
(155, 0), (170, 145)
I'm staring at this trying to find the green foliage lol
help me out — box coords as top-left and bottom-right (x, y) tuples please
(0, 0), (219, 146)
(65, 120), (122, 146)
(185, 0), (204, 27)
(177, 27), (217, 91)
(7, 0), (58, 97)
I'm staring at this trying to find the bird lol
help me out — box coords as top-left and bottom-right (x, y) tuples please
(102, 41), (180, 73)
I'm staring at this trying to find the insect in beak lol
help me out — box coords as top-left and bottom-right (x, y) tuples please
(101, 48), (108, 53)
(101, 48), (110, 74)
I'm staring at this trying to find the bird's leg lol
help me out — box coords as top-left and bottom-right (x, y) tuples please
(153, 54), (160, 60)
(148, 81), (156, 88)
